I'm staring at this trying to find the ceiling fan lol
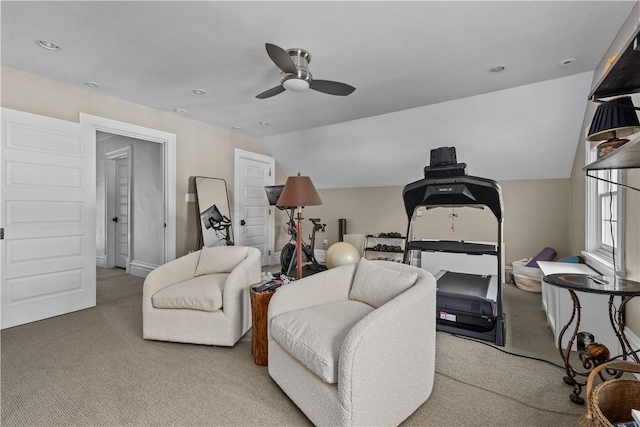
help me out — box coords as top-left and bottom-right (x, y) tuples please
(256, 43), (356, 99)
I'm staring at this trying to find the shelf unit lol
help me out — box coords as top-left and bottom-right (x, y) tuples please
(583, 133), (640, 172)
(583, 1), (640, 179)
(364, 234), (405, 262)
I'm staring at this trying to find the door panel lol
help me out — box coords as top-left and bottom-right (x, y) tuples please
(237, 157), (271, 265)
(1, 108), (96, 329)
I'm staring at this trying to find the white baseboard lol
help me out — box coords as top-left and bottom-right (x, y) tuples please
(129, 260), (158, 278)
(96, 254), (106, 268)
(625, 328), (640, 380)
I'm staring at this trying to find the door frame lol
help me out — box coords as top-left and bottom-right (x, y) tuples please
(233, 149), (275, 264)
(105, 146), (132, 271)
(80, 114), (176, 265)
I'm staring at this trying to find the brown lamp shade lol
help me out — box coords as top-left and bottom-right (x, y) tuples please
(587, 96), (640, 142)
(276, 173), (322, 208)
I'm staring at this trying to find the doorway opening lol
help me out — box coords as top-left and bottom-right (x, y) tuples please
(81, 114), (176, 277)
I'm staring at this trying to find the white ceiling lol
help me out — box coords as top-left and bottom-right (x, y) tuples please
(1, 1), (636, 187)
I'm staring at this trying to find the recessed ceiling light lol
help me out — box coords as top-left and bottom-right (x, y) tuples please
(37, 40), (60, 51)
(84, 81), (100, 88)
(192, 89), (207, 95)
(258, 121), (270, 126)
(173, 108), (187, 114)
(489, 65), (506, 73)
(558, 58), (576, 67)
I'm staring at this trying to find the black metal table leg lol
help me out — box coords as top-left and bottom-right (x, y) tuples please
(610, 295), (640, 363)
(556, 290), (586, 404)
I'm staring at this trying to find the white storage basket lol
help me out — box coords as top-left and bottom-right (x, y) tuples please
(512, 259), (542, 293)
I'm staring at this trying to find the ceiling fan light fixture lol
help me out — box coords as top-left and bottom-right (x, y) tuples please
(283, 78), (310, 92)
(257, 43), (354, 99)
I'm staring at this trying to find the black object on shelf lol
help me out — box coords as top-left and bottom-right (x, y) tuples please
(589, 2), (640, 100)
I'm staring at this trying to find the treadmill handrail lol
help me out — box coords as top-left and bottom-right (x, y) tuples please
(406, 240), (498, 256)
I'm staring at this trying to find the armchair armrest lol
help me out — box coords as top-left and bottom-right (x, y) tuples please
(222, 247), (262, 329)
(338, 270), (437, 427)
(267, 263), (357, 340)
(142, 251), (201, 302)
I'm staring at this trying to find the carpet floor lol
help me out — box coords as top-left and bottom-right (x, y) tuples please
(0, 267), (587, 426)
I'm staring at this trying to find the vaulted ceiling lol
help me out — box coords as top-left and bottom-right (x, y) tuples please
(1, 1), (636, 187)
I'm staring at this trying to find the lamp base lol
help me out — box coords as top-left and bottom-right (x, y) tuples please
(597, 138), (629, 158)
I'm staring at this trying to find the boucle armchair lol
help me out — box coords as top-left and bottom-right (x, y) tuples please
(143, 246), (261, 346)
(267, 258), (437, 426)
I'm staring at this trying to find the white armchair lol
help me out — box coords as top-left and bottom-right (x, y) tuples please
(143, 246), (261, 346)
(267, 258), (437, 426)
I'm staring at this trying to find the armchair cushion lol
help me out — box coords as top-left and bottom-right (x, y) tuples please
(271, 300), (374, 384)
(151, 274), (228, 312)
(349, 258), (418, 308)
(195, 246), (249, 276)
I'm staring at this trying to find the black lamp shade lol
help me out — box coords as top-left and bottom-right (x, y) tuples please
(587, 96), (640, 142)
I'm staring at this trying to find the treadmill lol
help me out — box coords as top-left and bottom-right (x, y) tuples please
(402, 147), (506, 346)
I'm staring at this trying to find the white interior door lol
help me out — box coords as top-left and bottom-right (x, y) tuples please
(105, 146), (131, 271)
(1, 108), (96, 329)
(234, 150), (274, 266)
(114, 156), (129, 268)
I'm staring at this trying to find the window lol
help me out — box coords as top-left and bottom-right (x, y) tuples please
(584, 146), (626, 276)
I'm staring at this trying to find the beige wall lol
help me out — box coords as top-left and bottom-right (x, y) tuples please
(6, 64), (636, 338)
(275, 178), (572, 266)
(569, 92), (640, 337)
(1, 66), (269, 257)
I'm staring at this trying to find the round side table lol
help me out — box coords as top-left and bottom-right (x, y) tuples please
(543, 273), (640, 404)
(249, 284), (276, 366)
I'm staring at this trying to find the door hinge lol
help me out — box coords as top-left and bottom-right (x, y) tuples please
(269, 169), (272, 177)
(269, 208), (271, 215)
(0, 228), (3, 240)
(164, 223), (167, 228)
(269, 250), (271, 255)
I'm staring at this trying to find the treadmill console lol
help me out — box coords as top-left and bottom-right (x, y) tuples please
(424, 147), (468, 180)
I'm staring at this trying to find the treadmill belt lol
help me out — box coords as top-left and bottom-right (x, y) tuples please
(437, 271), (490, 298)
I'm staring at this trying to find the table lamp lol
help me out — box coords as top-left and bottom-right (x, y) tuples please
(276, 172), (322, 279)
(587, 96), (640, 158)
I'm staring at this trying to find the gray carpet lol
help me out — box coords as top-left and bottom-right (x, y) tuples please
(0, 267), (586, 426)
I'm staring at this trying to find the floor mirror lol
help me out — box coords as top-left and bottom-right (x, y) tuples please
(195, 177), (234, 247)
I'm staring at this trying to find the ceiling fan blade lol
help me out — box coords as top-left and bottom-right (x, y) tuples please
(309, 80), (356, 96)
(256, 85), (286, 99)
(265, 43), (297, 74)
